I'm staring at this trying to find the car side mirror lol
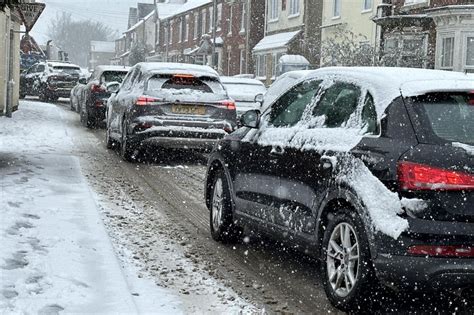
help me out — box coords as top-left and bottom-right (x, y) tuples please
(78, 78), (87, 84)
(240, 109), (261, 129)
(106, 81), (121, 93)
(254, 93), (264, 105)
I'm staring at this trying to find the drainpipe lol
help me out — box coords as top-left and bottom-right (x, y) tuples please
(211, 0), (217, 69)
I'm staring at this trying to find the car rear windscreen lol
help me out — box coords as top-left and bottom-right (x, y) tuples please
(223, 83), (266, 97)
(101, 71), (128, 83)
(146, 74), (226, 96)
(414, 93), (474, 145)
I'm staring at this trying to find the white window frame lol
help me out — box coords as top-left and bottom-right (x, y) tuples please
(240, 2), (247, 33)
(179, 18), (183, 43)
(439, 36), (454, 70)
(169, 22), (173, 45)
(209, 6), (213, 33)
(256, 54), (267, 78)
(289, 0), (300, 17)
(184, 16), (189, 42)
(194, 13), (199, 39)
(269, 0), (278, 21)
(217, 3), (222, 31)
(333, 0), (341, 18)
(201, 9), (207, 36)
(362, 0), (373, 12)
(463, 33), (474, 73)
(228, 5), (233, 35)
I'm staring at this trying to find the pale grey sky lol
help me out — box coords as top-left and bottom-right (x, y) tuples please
(31, 0), (154, 44)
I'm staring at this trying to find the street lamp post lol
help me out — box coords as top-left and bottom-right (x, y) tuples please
(211, 0), (217, 69)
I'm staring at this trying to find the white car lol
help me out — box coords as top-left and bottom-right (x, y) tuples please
(221, 76), (267, 118)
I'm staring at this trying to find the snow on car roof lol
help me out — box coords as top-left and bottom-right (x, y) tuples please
(47, 61), (80, 68)
(95, 65), (131, 73)
(138, 62), (219, 78)
(299, 67), (474, 118)
(220, 76), (266, 86)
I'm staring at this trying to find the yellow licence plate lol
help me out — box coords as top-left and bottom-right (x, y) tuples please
(171, 105), (206, 115)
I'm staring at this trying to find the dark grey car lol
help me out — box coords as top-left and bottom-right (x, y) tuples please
(106, 62), (237, 161)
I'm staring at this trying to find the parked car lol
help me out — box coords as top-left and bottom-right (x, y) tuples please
(106, 62), (237, 161)
(72, 65), (130, 127)
(220, 76), (266, 119)
(204, 67), (474, 311)
(20, 61), (81, 101)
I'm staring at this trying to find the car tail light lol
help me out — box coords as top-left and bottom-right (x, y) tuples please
(217, 100), (236, 110)
(135, 96), (162, 106)
(95, 100), (104, 107)
(397, 161), (474, 191)
(172, 74), (195, 79)
(469, 91), (474, 106)
(91, 84), (105, 93)
(408, 245), (474, 258)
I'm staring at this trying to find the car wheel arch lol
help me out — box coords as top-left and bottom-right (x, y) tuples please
(205, 158), (235, 212)
(315, 186), (378, 260)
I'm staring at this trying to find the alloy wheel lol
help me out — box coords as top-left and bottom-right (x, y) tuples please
(326, 222), (360, 298)
(211, 178), (224, 232)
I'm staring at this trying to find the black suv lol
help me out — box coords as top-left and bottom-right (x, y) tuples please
(20, 61), (81, 102)
(204, 67), (474, 311)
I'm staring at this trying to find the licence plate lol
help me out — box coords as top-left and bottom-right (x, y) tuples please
(171, 105), (206, 115)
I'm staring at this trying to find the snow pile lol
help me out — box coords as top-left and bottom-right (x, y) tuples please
(401, 198), (428, 214)
(453, 142), (474, 156)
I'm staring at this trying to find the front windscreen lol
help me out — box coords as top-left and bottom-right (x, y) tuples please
(413, 93), (474, 145)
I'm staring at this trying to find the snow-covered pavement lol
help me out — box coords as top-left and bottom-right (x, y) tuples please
(0, 101), (250, 313)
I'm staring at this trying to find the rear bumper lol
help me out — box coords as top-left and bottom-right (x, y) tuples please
(375, 255), (474, 290)
(127, 116), (232, 150)
(373, 217), (474, 290)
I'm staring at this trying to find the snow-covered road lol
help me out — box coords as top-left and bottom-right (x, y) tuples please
(0, 101), (250, 313)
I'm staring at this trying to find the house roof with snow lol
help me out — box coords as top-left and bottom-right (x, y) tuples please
(253, 30), (301, 53)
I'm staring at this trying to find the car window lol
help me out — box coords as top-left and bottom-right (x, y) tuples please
(101, 71), (128, 84)
(36, 65), (45, 73)
(147, 75), (226, 95)
(27, 65), (37, 74)
(312, 82), (361, 128)
(361, 93), (378, 134)
(268, 79), (322, 127)
(120, 68), (138, 91)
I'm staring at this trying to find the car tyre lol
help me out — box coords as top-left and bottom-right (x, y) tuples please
(38, 89), (49, 102)
(210, 170), (241, 243)
(120, 119), (136, 162)
(80, 105), (94, 128)
(321, 209), (378, 312)
(105, 126), (116, 150)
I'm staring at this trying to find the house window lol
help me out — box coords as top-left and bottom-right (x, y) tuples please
(382, 33), (427, 68)
(466, 36), (474, 67)
(240, 49), (245, 74)
(272, 54), (277, 77)
(209, 7), (213, 33)
(440, 37), (454, 69)
(169, 23), (173, 44)
(269, 0), (278, 20)
(201, 9), (207, 36)
(179, 18), (184, 42)
(289, 0), (300, 16)
(363, 0), (372, 11)
(217, 3), (222, 31)
(228, 5), (233, 35)
(256, 54), (267, 77)
(194, 13), (199, 39)
(184, 16), (189, 42)
(240, 3), (247, 33)
(333, 0), (341, 17)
